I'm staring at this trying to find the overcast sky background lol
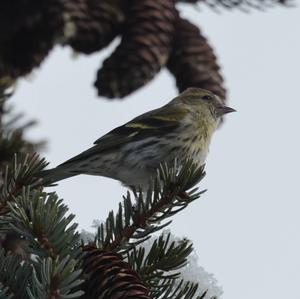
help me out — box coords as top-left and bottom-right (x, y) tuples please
(11, 4), (300, 299)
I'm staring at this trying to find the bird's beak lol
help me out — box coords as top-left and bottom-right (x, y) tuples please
(217, 105), (236, 116)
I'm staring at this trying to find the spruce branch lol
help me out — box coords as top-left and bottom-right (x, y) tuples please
(149, 278), (209, 299)
(4, 188), (80, 260)
(27, 256), (84, 299)
(0, 118), (44, 168)
(0, 154), (48, 215)
(0, 184), (84, 299)
(167, 280), (207, 299)
(0, 152), (84, 298)
(0, 108), (45, 168)
(96, 160), (206, 253)
(126, 232), (193, 289)
(0, 88), (49, 258)
(0, 249), (32, 299)
(0, 85), (44, 168)
(125, 232), (213, 299)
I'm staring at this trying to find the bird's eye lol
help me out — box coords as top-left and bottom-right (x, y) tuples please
(202, 95), (213, 101)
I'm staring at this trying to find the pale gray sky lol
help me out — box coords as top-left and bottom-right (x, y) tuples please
(12, 4), (300, 299)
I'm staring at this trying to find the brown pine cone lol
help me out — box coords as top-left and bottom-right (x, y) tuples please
(95, 0), (177, 98)
(66, 0), (124, 54)
(167, 17), (226, 102)
(81, 245), (150, 299)
(0, 0), (66, 80)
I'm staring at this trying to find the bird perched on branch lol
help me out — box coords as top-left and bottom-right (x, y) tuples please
(38, 88), (235, 189)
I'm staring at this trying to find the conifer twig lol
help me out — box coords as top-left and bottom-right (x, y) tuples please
(96, 160), (206, 253)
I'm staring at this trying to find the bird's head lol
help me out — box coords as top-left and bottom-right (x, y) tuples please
(172, 87), (236, 120)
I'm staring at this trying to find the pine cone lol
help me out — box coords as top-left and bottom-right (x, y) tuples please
(95, 0), (177, 98)
(167, 17), (226, 101)
(66, 0), (124, 54)
(0, 0), (66, 80)
(82, 246), (150, 299)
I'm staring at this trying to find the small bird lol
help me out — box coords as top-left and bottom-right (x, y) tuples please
(38, 88), (235, 189)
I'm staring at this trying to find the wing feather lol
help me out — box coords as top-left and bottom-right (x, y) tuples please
(59, 104), (188, 167)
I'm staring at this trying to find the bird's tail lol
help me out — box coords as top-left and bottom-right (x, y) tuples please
(34, 167), (76, 186)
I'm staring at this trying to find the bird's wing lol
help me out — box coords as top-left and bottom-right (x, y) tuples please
(93, 104), (188, 145)
(59, 104), (188, 166)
